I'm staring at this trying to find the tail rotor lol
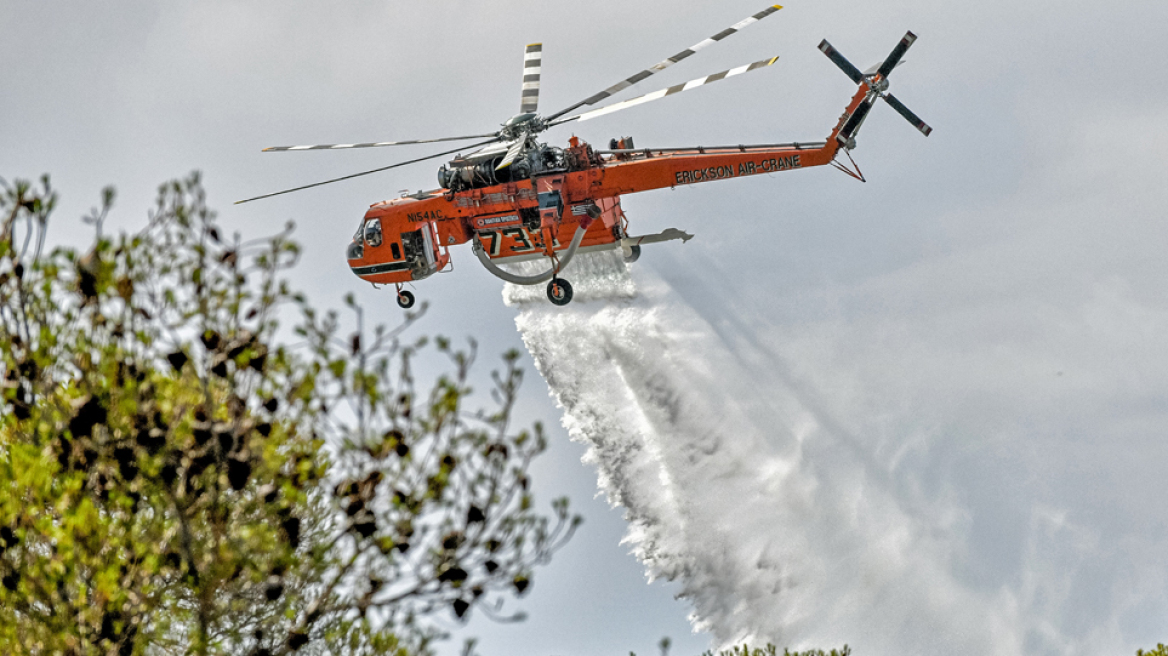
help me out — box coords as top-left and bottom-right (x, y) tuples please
(819, 31), (932, 147)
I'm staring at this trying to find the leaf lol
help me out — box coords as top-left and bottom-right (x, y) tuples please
(116, 276), (134, 301)
(227, 458), (252, 491)
(466, 505), (485, 524)
(166, 350), (188, 371)
(438, 566), (468, 584)
(287, 631), (309, 651)
(513, 574), (530, 596)
(68, 395), (107, 438)
(264, 575), (285, 601)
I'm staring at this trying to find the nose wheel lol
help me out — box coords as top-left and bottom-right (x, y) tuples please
(396, 288), (415, 309)
(546, 278), (573, 306)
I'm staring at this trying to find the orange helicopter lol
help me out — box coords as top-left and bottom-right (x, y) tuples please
(239, 6), (931, 307)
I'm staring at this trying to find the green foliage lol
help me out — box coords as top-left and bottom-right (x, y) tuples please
(1138, 644), (1168, 656)
(0, 173), (579, 655)
(699, 644), (851, 656)
(642, 640), (852, 656)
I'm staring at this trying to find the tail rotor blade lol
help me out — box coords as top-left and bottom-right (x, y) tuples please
(840, 98), (875, 141)
(876, 31), (916, 78)
(818, 40), (864, 84)
(546, 4), (784, 121)
(521, 43), (542, 114)
(884, 93), (932, 136)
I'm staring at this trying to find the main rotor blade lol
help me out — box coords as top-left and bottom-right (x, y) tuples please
(545, 4), (783, 122)
(817, 39), (863, 84)
(876, 31), (916, 79)
(884, 93), (932, 136)
(495, 140), (526, 171)
(520, 43), (542, 114)
(553, 56), (779, 125)
(235, 137), (502, 204)
(261, 133), (498, 152)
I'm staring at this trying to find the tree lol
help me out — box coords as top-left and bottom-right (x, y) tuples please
(0, 172), (579, 655)
(693, 643), (850, 656)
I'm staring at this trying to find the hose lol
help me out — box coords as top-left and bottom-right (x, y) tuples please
(472, 224), (589, 285)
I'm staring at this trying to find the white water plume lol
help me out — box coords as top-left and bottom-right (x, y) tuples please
(502, 249), (1166, 655)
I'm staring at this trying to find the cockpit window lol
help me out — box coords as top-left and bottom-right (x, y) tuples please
(346, 238), (363, 260)
(364, 219), (383, 247)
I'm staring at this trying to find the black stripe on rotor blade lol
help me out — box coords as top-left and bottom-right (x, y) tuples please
(818, 40), (864, 84)
(237, 137), (502, 204)
(840, 98), (874, 140)
(709, 27), (738, 41)
(884, 93), (932, 136)
(546, 4), (783, 121)
(877, 31), (916, 78)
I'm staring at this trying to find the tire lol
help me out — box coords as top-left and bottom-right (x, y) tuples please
(623, 244), (641, 263)
(396, 290), (416, 309)
(546, 278), (573, 306)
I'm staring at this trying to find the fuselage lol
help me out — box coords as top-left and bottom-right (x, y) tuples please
(345, 82), (870, 286)
(346, 134), (843, 286)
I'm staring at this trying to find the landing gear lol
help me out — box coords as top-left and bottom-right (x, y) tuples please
(396, 289), (415, 309)
(546, 278), (573, 306)
(623, 244), (641, 263)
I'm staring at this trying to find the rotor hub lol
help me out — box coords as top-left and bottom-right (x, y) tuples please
(500, 113), (547, 141)
(867, 76), (890, 94)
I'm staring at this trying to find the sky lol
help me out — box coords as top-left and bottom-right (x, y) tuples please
(4, 0), (1168, 654)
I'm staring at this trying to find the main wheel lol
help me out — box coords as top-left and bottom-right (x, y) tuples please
(396, 290), (416, 309)
(546, 278), (574, 306)
(623, 244), (641, 263)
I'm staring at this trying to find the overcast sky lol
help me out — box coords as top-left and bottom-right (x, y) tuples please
(4, 0), (1168, 654)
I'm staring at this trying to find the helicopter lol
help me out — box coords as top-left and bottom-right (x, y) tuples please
(238, 5), (931, 308)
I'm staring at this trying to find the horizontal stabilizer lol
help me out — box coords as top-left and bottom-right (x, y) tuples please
(623, 228), (694, 248)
